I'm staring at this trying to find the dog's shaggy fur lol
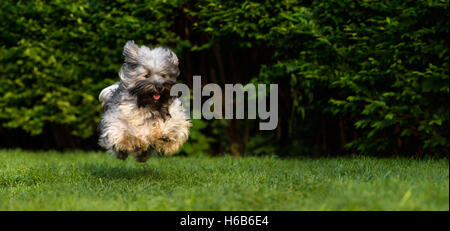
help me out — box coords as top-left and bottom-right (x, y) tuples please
(98, 41), (191, 162)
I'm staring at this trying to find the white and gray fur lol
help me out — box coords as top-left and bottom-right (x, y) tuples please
(98, 41), (191, 162)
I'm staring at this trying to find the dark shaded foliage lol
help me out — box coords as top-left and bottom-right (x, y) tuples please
(0, 0), (448, 157)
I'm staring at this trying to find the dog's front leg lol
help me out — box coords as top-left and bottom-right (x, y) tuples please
(115, 133), (149, 154)
(156, 122), (190, 155)
(133, 149), (158, 163)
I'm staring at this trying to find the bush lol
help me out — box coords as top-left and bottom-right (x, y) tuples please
(0, 0), (183, 138)
(0, 0), (448, 156)
(315, 0), (449, 154)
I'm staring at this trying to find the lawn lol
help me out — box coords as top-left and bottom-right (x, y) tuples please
(0, 149), (448, 211)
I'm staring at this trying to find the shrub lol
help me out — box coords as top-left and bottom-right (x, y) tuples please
(0, 0), (448, 156)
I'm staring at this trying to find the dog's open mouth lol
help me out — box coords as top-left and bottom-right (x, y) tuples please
(153, 94), (161, 100)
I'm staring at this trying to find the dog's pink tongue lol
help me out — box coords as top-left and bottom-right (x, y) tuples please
(153, 94), (161, 100)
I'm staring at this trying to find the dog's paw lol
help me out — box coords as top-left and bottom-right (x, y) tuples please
(114, 150), (129, 160)
(134, 152), (151, 163)
(116, 135), (149, 153)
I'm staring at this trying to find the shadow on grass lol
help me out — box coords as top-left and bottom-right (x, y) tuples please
(82, 163), (163, 180)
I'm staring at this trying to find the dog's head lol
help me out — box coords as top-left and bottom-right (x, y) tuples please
(119, 40), (179, 108)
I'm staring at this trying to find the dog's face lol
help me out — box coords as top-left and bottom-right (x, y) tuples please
(119, 41), (179, 108)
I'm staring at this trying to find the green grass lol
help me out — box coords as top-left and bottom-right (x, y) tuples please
(0, 149), (448, 211)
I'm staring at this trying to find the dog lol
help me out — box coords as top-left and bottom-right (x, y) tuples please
(98, 40), (191, 162)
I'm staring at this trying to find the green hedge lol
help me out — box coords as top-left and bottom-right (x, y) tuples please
(0, 0), (184, 138)
(0, 0), (448, 156)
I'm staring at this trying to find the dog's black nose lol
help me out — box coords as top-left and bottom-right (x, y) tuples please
(155, 84), (163, 91)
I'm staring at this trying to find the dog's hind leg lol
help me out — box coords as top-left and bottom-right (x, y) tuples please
(116, 150), (130, 160)
(112, 150), (129, 160)
(133, 149), (157, 163)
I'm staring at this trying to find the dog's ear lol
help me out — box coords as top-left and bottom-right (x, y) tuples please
(164, 47), (179, 77)
(123, 40), (140, 64)
(166, 48), (179, 66)
(170, 51), (180, 77)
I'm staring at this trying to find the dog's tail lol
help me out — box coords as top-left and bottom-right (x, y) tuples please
(99, 82), (120, 103)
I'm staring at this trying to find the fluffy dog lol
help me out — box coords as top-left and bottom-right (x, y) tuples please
(98, 41), (191, 162)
